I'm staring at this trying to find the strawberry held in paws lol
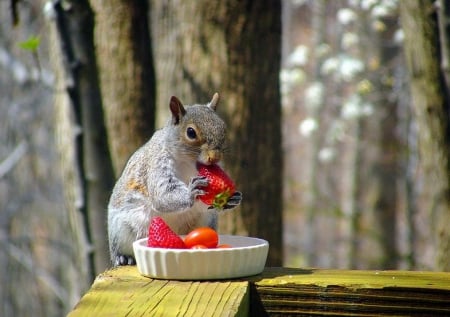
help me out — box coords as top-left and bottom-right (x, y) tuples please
(147, 217), (186, 249)
(197, 163), (237, 209)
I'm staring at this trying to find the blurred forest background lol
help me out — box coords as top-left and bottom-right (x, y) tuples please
(1, 0), (449, 316)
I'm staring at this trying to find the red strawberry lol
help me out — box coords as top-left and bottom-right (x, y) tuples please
(147, 217), (187, 249)
(197, 163), (236, 209)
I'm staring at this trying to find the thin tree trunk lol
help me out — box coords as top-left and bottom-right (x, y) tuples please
(405, 109), (418, 269)
(344, 118), (362, 269)
(304, 0), (326, 267)
(400, 0), (450, 271)
(438, 0), (450, 90)
(372, 16), (400, 269)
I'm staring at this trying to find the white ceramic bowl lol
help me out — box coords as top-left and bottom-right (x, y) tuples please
(133, 235), (269, 280)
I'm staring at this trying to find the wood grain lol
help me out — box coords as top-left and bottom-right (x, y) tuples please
(67, 266), (249, 317)
(68, 266), (450, 316)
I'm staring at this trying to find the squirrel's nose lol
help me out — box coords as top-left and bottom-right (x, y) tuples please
(207, 150), (222, 164)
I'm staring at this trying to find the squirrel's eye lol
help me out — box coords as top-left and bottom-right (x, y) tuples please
(186, 127), (197, 139)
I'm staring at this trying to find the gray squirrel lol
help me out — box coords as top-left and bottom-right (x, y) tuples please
(107, 93), (242, 266)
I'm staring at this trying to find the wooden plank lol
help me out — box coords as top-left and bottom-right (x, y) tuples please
(67, 266), (249, 317)
(68, 267), (450, 316)
(249, 267), (450, 316)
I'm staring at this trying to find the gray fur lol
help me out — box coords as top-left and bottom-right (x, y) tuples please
(107, 94), (241, 266)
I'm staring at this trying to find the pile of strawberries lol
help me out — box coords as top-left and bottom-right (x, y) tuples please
(147, 217), (231, 249)
(147, 163), (237, 249)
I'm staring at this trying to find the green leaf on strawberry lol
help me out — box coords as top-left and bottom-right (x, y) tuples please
(197, 163), (236, 209)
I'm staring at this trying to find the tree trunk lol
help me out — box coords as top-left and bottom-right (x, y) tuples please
(224, 0), (283, 266)
(370, 16), (400, 269)
(346, 118), (363, 269)
(152, 0), (283, 265)
(400, 0), (450, 271)
(90, 0), (156, 174)
(51, 0), (115, 276)
(151, 1), (226, 127)
(303, 0), (326, 267)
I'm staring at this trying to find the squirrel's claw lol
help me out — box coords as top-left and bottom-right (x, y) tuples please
(222, 191), (242, 210)
(190, 175), (208, 189)
(189, 176), (208, 200)
(115, 254), (136, 266)
(207, 191), (242, 211)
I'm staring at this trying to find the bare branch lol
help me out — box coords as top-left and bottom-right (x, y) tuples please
(0, 141), (27, 179)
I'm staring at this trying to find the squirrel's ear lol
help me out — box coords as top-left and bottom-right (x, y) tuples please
(170, 96), (186, 125)
(208, 92), (220, 111)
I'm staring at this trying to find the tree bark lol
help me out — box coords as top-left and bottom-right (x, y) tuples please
(224, 0), (283, 266)
(370, 16), (401, 269)
(400, 0), (450, 271)
(152, 0), (283, 265)
(302, 0), (326, 267)
(90, 0), (156, 174)
(51, 0), (115, 276)
(151, 0), (226, 127)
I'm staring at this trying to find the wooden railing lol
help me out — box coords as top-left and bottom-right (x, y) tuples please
(68, 266), (450, 316)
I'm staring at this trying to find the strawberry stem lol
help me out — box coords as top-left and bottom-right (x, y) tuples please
(213, 190), (231, 209)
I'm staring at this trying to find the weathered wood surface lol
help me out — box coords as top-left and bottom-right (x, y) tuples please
(68, 266), (450, 316)
(250, 267), (450, 316)
(67, 266), (249, 317)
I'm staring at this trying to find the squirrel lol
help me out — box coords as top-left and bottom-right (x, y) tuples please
(107, 93), (242, 266)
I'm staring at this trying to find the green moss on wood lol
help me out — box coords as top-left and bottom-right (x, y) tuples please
(68, 267), (450, 316)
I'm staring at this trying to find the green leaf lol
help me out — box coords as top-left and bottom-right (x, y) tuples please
(18, 36), (40, 52)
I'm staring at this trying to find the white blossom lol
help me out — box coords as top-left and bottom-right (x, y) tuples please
(371, 5), (390, 18)
(318, 147), (336, 163)
(372, 0), (398, 16)
(340, 56), (364, 81)
(280, 68), (304, 85)
(43, 1), (56, 20)
(299, 118), (318, 137)
(287, 45), (309, 67)
(321, 57), (339, 75)
(342, 95), (362, 120)
(342, 32), (359, 50)
(341, 95), (374, 120)
(321, 55), (364, 81)
(304, 82), (324, 111)
(337, 8), (357, 25)
(394, 29), (404, 44)
(280, 68), (305, 94)
(361, 0), (378, 10)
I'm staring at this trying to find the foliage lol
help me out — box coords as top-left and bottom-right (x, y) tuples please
(18, 35), (40, 52)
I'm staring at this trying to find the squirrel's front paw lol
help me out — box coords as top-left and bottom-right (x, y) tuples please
(189, 176), (208, 199)
(222, 191), (242, 210)
(114, 254), (136, 266)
